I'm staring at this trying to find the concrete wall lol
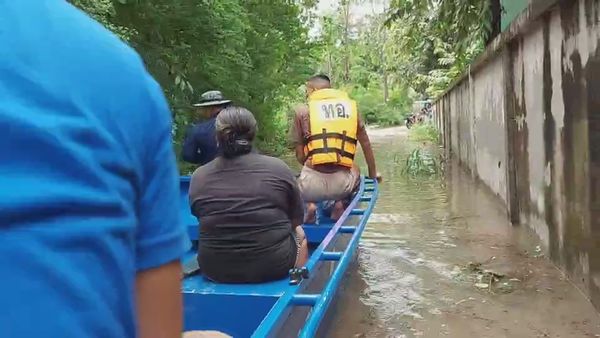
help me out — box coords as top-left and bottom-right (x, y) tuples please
(435, 0), (600, 310)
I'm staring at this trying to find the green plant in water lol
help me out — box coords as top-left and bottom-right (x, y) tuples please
(401, 148), (442, 177)
(409, 123), (439, 143)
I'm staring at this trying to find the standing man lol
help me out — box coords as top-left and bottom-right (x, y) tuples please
(290, 74), (381, 223)
(182, 90), (231, 165)
(0, 1), (191, 338)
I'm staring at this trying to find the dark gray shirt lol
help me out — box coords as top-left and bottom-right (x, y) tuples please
(189, 152), (304, 283)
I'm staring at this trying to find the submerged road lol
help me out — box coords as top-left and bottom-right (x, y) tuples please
(303, 126), (600, 338)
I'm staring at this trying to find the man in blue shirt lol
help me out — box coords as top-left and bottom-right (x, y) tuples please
(0, 1), (189, 338)
(182, 90), (231, 165)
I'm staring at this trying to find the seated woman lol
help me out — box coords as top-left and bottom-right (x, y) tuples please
(189, 106), (309, 283)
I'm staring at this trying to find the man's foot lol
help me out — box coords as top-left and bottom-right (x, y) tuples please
(304, 202), (317, 224)
(330, 200), (345, 221)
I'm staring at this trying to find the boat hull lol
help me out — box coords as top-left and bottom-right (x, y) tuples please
(180, 176), (378, 337)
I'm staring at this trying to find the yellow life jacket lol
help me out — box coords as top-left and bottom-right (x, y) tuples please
(305, 88), (358, 167)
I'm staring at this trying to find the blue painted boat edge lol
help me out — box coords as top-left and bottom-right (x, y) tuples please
(298, 178), (378, 337)
(251, 176), (379, 337)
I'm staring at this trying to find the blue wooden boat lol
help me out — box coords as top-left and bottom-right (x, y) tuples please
(179, 176), (379, 338)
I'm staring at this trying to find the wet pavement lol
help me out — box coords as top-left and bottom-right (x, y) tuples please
(320, 127), (600, 338)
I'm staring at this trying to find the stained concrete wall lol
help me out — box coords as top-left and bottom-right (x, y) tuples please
(435, 0), (600, 311)
(435, 57), (509, 202)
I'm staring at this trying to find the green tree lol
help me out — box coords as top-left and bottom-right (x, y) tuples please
(70, 0), (494, 159)
(70, 0), (319, 171)
(385, 0), (497, 98)
(313, 2), (413, 126)
(70, 0), (135, 41)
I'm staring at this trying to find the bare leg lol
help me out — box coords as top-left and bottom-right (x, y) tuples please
(294, 226), (309, 267)
(304, 202), (317, 224)
(331, 164), (361, 221)
(330, 200), (345, 221)
(350, 164), (361, 190)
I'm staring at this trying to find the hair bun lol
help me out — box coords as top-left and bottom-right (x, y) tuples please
(215, 106), (257, 158)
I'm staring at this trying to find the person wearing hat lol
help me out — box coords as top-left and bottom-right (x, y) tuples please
(182, 90), (232, 165)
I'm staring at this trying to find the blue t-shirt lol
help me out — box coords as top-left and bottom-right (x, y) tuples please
(182, 117), (219, 165)
(0, 1), (189, 337)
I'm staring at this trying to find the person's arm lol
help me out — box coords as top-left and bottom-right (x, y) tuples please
(182, 125), (201, 164)
(356, 112), (379, 180)
(282, 162), (304, 228)
(295, 144), (306, 165)
(136, 261), (182, 338)
(135, 76), (190, 338)
(291, 106), (307, 165)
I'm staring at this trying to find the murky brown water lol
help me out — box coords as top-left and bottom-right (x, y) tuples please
(298, 127), (600, 338)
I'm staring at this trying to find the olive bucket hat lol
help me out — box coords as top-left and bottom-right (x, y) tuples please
(192, 90), (232, 107)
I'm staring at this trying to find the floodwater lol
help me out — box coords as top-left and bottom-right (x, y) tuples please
(318, 127), (600, 338)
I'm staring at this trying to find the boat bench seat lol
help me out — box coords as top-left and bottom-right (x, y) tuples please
(182, 274), (289, 297)
(181, 250), (290, 297)
(181, 222), (339, 298)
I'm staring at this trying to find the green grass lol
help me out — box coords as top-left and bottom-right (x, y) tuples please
(408, 123), (440, 143)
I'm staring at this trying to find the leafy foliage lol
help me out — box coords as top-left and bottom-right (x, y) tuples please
(345, 84), (412, 126)
(311, 0), (492, 125)
(70, 0), (318, 170)
(70, 0), (135, 40)
(313, 2), (413, 127)
(385, 0), (493, 98)
(71, 0), (492, 168)
(408, 122), (440, 144)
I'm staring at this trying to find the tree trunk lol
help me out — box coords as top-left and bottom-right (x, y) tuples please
(487, 0), (502, 45)
(381, 28), (388, 102)
(342, 0), (351, 83)
(327, 51), (333, 80)
(383, 70), (389, 102)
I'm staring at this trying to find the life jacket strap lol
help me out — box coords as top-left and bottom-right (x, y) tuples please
(304, 132), (357, 145)
(341, 130), (348, 155)
(306, 147), (355, 160)
(322, 128), (328, 153)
